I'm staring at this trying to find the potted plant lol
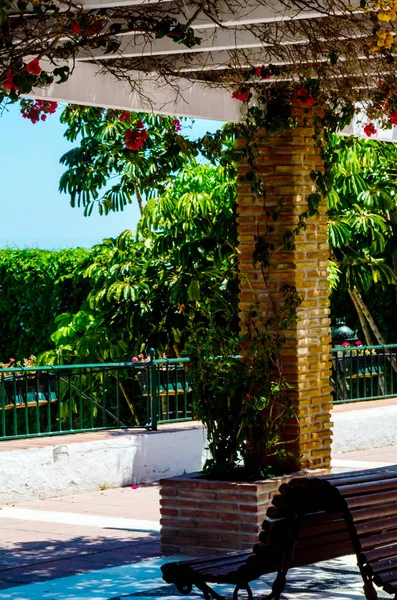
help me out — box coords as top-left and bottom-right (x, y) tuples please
(160, 285), (313, 555)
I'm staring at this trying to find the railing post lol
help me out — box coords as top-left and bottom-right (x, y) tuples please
(149, 364), (158, 431)
(148, 348), (158, 431)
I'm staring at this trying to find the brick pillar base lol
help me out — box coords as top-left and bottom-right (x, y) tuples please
(237, 107), (332, 470)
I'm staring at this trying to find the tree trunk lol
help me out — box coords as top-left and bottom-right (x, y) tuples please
(351, 287), (397, 375)
(134, 184), (144, 216)
(348, 288), (373, 346)
(351, 288), (385, 345)
(392, 254), (397, 307)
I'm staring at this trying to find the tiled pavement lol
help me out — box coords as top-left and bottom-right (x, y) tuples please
(1, 446), (397, 599)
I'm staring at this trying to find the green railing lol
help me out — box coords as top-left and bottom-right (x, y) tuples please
(0, 358), (192, 441)
(332, 344), (397, 404)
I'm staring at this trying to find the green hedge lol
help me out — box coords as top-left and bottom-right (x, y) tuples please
(0, 248), (89, 360)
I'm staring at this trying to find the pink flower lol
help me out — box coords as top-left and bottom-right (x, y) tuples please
(355, 340), (363, 346)
(341, 342), (350, 348)
(131, 484), (138, 489)
(172, 118), (182, 132)
(9, 358), (16, 362)
(132, 357), (138, 363)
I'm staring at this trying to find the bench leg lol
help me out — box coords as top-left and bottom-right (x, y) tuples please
(195, 581), (226, 600)
(363, 579), (378, 600)
(263, 571), (287, 600)
(233, 584), (253, 600)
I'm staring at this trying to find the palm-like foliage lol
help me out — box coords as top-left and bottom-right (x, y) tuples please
(40, 163), (238, 364)
(327, 135), (397, 292)
(326, 135), (397, 343)
(59, 106), (232, 216)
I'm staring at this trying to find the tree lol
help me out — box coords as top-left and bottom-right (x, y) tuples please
(39, 162), (238, 365)
(326, 135), (397, 344)
(59, 105), (231, 216)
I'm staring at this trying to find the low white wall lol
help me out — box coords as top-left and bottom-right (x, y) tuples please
(332, 404), (397, 454)
(2, 405), (397, 503)
(0, 426), (207, 504)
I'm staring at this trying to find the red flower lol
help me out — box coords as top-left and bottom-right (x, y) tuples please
(245, 393), (251, 401)
(363, 122), (377, 137)
(45, 100), (58, 114)
(179, 304), (185, 312)
(125, 128), (147, 150)
(172, 118), (182, 132)
(355, 340), (363, 346)
(136, 119), (144, 128)
(390, 112), (397, 125)
(305, 96), (317, 107)
(296, 85), (308, 98)
(72, 22), (82, 34)
(256, 66), (271, 80)
(20, 100), (58, 124)
(25, 58), (42, 76)
(296, 85), (316, 107)
(3, 71), (18, 91)
(232, 91), (250, 102)
(119, 111), (131, 121)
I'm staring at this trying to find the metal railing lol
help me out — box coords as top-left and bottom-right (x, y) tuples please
(0, 358), (192, 441)
(332, 344), (397, 404)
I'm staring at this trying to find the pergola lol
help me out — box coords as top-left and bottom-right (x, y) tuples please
(29, 0), (378, 122)
(18, 0), (397, 470)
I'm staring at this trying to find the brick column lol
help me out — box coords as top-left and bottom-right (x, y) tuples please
(237, 107), (332, 470)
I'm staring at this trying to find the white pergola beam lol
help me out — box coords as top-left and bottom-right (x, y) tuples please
(78, 0), (362, 28)
(76, 25), (369, 63)
(76, 28), (275, 61)
(168, 48), (371, 73)
(77, 0), (169, 7)
(27, 61), (241, 122)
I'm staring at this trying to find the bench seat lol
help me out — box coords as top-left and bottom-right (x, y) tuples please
(161, 464), (397, 600)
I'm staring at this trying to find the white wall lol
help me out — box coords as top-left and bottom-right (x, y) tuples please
(332, 404), (397, 454)
(2, 406), (397, 504)
(0, 426), (207, 504)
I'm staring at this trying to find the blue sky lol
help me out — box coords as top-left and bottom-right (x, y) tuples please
(0, 103), (222, 250)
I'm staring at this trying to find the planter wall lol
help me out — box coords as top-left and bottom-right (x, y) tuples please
(160, 469), (328, 555)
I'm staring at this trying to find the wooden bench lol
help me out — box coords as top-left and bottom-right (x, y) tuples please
(161, 465), (397, 600)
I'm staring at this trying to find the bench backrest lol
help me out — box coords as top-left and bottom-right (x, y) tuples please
(254, 465), (397, 585)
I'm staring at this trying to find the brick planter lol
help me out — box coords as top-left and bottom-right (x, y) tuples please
(160, 469), (327, 555)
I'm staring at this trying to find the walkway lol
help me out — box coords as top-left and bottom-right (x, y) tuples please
(0, 445), (396, 599)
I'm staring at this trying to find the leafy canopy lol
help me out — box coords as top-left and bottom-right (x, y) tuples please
(39, 162), (238, 365)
